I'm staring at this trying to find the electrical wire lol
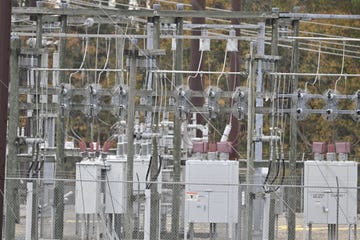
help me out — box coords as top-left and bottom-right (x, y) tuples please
(94, 22), (101, 84)
(216, 50), (228, 88)
(145, 155), (162, 189)
(305, 41), (322, 92)
(19, 0), (360, 229)
(97, 37), (111, 84)
(186, 50), (204, 86)
(334, 41), (346, 92)
(69, 36), (89, 85)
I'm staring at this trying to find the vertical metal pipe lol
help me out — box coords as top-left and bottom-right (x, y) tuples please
(0, 0), (12, 238)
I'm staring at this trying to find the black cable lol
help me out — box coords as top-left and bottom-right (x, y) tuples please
(270, 158), (281, 185)
(266, 158), (286, 193)
(152, 155), (162, 182)
(279, 158), (286, 186)
(145, 156), (152, 182)
(263, 159), (273, 185)
(146, 155), (162, 189)
(26, 161), (34, 178)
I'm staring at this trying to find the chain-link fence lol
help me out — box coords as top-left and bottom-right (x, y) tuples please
(3, 177), (359, 240)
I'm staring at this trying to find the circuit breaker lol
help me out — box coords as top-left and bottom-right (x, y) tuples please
(75, 160), (104, 214)
(185, 160), (239, 223)
(304, 161), (357, 224)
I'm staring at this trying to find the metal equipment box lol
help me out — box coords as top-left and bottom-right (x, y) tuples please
(104, 155), (151, 214)
(75, 160), (104, 214)
(105, 156), (127, 214)
(185, 160), (239, 223)
(304, 161), (357, 224)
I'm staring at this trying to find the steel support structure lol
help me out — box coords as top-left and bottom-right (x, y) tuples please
(171, 14), (183, 240)
(288, 8), (300, 240)
(190, 0), (206, 137)
(0, 0), (12, 238)
(228, 0), (242, 159)
(54, 13), (67, 240)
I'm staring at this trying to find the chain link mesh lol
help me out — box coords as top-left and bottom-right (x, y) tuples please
(3, 177), (359, 240)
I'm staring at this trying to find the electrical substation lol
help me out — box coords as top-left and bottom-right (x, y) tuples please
(1, 0), (360, 240)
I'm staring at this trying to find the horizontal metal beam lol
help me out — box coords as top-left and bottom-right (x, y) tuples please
(12, 31), (259, 41)
(13, 8), (360, 20)
(280, 13), (360, 20)
(12, 7), (277, 19)
(183, 23), (260, 29)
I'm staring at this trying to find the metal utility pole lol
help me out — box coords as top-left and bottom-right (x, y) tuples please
(30, 7), (44, 239)
(253, 22), (266, 239)
(245, 42), (257, 240)
(171, 11), (183, 240)
(5, 36), (21, 240)
(229, 0), (242, 159)
(288, 7), (300, 240)
(54, 12), (67, 240)
(0, 0), (12, 238)
(125, 38), (137, 240)
(150, 14), (161, 240)
(190, 0), (205, 134)
(261, 10), (280, 240)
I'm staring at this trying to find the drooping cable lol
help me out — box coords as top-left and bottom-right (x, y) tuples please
(216, 50), (228, 87)
(305, 41), (322, 92)
(186, 50), (204, 86)
(145, 155), (162, 189)
(334, 41), (346, 92)
(94, 23), (101, 84)
(68, 36), (89, 85)
(97, 37), (111, 84)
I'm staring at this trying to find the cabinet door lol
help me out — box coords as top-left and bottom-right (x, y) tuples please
(187, 192), (209, 223)
(327, 191), (347, 224)
(209, 192), (228, 223)
(306, 191), (328, 224)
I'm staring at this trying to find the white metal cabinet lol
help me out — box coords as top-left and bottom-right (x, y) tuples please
(304, 161), (357, 224)
(185, 160), (239, 224)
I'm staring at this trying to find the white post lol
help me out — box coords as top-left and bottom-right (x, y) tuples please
(262, 193), (270, 240)
(25, 182), (33, 240)
(144, 189), (151, 240)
